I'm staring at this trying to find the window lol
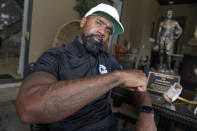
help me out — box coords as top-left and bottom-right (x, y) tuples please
(0, 0), (32, 83)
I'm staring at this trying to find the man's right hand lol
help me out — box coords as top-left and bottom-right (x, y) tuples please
(118, 69), (147, 92)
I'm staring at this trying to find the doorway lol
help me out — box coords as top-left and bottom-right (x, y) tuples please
(0, 0), (32, 81)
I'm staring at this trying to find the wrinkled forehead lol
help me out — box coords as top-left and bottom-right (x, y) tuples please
(88, 15), (113, 28)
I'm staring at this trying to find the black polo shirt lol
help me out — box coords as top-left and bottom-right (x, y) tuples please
(33, 37), (121, 131)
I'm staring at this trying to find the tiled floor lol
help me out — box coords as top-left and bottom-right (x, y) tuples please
(0, 100), (30, 131)
(0, 86), (30, 131)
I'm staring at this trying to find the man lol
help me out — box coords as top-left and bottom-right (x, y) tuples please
(16, 3), (156, 131)
(156, 10), (182, 72)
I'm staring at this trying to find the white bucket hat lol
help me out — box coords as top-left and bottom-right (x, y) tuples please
(85, 3), (124, 35)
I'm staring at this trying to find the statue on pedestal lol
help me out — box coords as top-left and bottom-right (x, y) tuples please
(155, 10), (182, 73)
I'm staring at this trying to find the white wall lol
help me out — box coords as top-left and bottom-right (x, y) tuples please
(119, 0), (160, 60)
(29, 0), (80, 63)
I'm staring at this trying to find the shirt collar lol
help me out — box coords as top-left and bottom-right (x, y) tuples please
(71, 36), (89, 57)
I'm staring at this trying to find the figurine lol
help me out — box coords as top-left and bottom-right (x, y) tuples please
(156, 10), (182, 72)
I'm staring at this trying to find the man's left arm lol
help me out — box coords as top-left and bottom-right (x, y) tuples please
(132, 91), (157, 131)
(109, 54), (157, 130)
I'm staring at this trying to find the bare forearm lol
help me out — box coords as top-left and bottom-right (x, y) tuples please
(136, 113), (157, 131)
(134, 92), (157, 131)
(131, 91), (152, 108)
(40, 73), (120, 122)
(16, 71), (121, 124)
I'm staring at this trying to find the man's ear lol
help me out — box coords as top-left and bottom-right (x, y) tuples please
(80, 17), (87, 28)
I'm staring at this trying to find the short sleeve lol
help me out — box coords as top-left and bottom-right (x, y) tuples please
(32, 49), (59, 77)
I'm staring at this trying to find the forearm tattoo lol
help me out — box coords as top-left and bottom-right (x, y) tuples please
(40, 81), (70, 96)
(42, 75), (120, 116)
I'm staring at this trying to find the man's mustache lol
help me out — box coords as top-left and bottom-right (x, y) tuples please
(88, 34), (104, 43)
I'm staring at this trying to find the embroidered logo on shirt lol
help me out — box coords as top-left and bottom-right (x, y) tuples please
(99, 64), (108, 74)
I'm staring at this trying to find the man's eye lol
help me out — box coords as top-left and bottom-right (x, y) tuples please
(106, 29), (112, 34)
(96, 20), (101, 25)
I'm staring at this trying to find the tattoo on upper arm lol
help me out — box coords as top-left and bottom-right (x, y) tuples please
(42, 75), (120, 116)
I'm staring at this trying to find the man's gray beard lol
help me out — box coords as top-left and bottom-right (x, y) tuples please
(82, 34), (103, 55)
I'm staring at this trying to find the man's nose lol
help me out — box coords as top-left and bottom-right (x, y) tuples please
(98, 26), (105, 35)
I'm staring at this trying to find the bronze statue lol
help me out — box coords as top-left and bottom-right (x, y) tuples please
(156, 10), (182, 72)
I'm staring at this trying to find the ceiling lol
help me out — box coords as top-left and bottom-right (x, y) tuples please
(157, 0), (197, 5)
